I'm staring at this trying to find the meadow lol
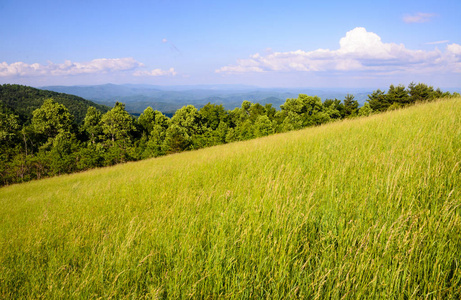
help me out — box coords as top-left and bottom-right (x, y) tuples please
(0, 98), (460, 298)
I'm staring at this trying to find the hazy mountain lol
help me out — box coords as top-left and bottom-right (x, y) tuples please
(41, 84), (372, 115)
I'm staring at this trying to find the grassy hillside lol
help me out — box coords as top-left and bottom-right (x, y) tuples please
(0, 84), (110, 124)
(0, 98), (460, 298)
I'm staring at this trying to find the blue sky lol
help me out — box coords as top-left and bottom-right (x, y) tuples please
(1, 0), (460, 88)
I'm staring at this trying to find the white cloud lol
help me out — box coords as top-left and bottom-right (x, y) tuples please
(0, 58), (179, 78)
(447, 44), (461, 55)
(133, 68), (177, 77)
(403, 12), (436, 23)
(0, 58), (143, 77)
(216, 27), (461, 75)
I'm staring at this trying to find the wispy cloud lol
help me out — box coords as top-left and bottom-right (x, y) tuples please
(216, 27), (461, 75)
(425, 40), (449, 45)
(403, 12), (437, 23)
(133, 68), (177, 77)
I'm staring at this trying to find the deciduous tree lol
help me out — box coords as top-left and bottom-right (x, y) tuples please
(32, 98), (74, 141)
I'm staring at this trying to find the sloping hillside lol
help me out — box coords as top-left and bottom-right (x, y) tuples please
(0, 98), (460, 298)
(0, 84), (110, 123)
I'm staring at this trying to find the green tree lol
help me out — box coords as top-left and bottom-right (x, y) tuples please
(323, 99), (344, 119)
(215, 121), (229, 144)
(0, 106), (21, 185)
(76, 145), (105, 170)
(32, 98), (74, 142)
(248, 103), (266, 122)
(280, 94), (326, 128)
(358, 103), (373, 116)
(237, 120), (255, 140)
(0, 105), (19, 144)
(137, 107), (170, 158)
(100, 102), (137, 164)
(101, 102), (136, 143)
(138, 106), (170, 135)
(343, 94), (359, 117)
(225, 128), (238, 143)
(171, 105), (201, 135)
(408, 82), (435, 103)
(298, 94), (323, 116)
(280, 98), (303, 115)
(279, 111), (303, 132)
(199, 103), (228, 131)
(254, 115), (274, 137)
(163, 124), (191, 153)
(171, 105), (203, 149)
(387, 84), (410, 106)
(83, 106), (102, 145)
(48, 131), (79, 175)
(227, 101), (252, 130)
(143, 125), (167, 158)
(367, 89), (389, 112)
(197, 103), (229, 147)
(264, 103), (277, 121)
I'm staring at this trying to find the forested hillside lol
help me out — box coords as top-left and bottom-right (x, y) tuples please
(0, 84), (110, 124)
(0, 83), (456, 186)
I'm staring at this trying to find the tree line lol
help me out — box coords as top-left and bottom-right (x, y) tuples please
(0, 82), (457, 186)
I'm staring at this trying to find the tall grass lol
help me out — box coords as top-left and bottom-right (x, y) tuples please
(1, 98), (460, 298)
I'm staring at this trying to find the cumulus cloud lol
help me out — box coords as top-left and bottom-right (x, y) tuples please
(403, 12), (436, 23)
(133, 68), (177, 77)
(0, 58), (143, 77)
(216, 27), (461, 75)
(447, 44), (461, 55)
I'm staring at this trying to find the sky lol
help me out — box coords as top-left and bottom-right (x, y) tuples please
(0, 0), (460, 89)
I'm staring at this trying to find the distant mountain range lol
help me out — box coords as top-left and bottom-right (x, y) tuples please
(41, 84), (373, 115)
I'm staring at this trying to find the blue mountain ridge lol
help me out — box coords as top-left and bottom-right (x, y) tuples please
(40, 84), (373, 115)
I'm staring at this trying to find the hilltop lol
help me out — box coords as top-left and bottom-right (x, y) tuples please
(0, 98), (460, 298)
(0, 84), (110, 124)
